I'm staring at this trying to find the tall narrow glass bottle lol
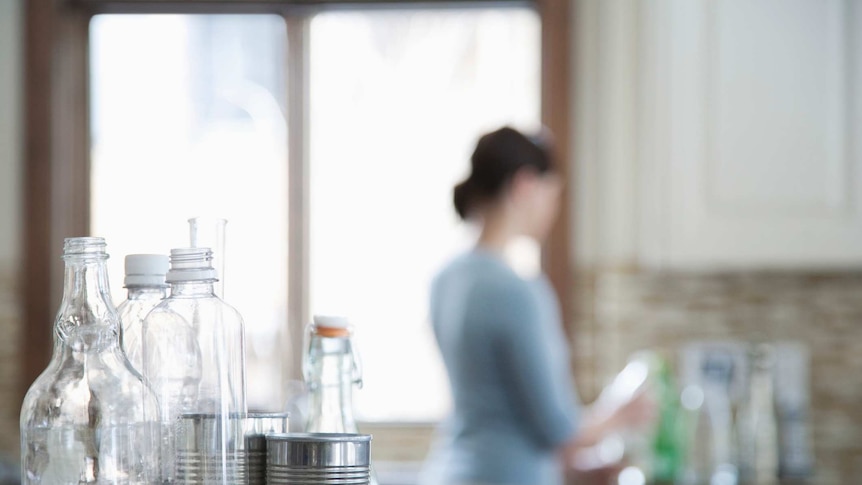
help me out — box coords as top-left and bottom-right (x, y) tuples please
(118, 254), (168, 375)
(303, 315), (378, 485)
(652, 358), (685, 485)
(303, 315), (363, 434)
(142, 247), (247, 484)
(738, 344), (779, 485)
(20, 237), (159, 484)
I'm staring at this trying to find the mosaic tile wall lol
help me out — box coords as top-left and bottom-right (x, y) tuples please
(572, 269), (862, 485)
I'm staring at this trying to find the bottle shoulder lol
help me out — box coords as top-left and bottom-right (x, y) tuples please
(117, 296), (160, 313)
(147, 296), (244, 326)
(21, 348), (155, 426)
(118, 298), (161, 328)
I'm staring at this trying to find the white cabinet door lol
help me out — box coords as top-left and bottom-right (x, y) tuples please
(639, 0), (862, 269)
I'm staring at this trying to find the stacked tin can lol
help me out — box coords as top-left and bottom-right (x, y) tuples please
(246, 413), (290, 484)
(175, 412), (289, 484)
(266, 433), (373, 485)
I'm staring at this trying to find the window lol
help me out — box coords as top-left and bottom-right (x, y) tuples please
(309, 9), (540, 420)
(86, 4), (542, 422)
(90, 14), (291, 410)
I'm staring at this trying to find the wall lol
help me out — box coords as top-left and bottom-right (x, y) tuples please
(570, 1), (862, 484)
(0, 0), (23, 460)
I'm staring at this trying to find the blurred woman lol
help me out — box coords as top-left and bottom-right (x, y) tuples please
(420, 127), (650, 485)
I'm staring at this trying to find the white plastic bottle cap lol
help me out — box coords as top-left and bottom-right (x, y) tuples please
(313, 315), (350, 329)
(124, 254), (169, 287)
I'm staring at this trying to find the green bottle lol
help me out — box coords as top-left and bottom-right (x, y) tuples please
(652, 358), (685, 484)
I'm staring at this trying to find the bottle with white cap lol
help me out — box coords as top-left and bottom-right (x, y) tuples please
(117, 254), (168, 374)
(142, 247), (247, 484)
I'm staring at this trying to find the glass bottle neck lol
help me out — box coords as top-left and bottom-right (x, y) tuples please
(56, 257), (120, 352)
(169, 280), (216, 297)
(61, 258), (113, 306)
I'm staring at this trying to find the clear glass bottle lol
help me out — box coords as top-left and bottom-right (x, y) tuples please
(118, 254), (168, 375)
(303, 315), (363, 434)
(303, 315), (378, 485)
(142, 247), (247, 484)
(738, 344), (779, 485)
(20, 237), (159, 484)
(682, 351), (738, 485)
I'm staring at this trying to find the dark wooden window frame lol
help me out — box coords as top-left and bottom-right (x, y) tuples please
(22, 0), (572, 402)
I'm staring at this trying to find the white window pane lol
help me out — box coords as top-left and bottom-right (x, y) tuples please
(309, 8), (541, 421)
(89, 14), (290, 411)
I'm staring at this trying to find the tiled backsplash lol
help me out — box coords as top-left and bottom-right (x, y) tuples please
(572, 269), (862, 485)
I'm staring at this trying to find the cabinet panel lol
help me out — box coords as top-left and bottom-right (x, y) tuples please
(708, 1), (847, 213)
(660, 0), (862, 268)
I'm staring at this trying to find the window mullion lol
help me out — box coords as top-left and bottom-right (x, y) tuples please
(285, 12), (311, 382)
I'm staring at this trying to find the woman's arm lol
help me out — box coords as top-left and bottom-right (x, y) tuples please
(488, 278), (580, 450)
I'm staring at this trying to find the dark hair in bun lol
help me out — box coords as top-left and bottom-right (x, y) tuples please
(453, 126), (554, 220)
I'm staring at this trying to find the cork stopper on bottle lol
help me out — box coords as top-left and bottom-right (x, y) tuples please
(312, 315), (351, 338)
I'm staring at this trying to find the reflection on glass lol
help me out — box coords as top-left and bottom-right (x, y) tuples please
(89, 14), (289, 410)
(309, 8), (541, 421)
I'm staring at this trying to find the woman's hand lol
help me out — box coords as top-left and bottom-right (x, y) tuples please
(606, 388), (656, 431)
(565, 460), (624, 485)
(559, 387), (657, 483)
(561, 437), (630, 485)
(570, 388), (657, 450)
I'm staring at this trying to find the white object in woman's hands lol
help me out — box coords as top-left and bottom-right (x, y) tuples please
(592, 352), (655, 423)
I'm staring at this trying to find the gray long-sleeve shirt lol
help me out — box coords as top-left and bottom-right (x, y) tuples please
(421, 249), (580, 485)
